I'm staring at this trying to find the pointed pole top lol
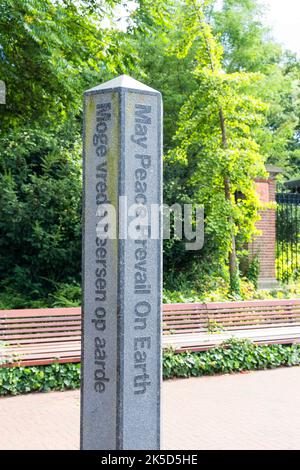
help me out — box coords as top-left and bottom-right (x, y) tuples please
(85, 74), (159, 94)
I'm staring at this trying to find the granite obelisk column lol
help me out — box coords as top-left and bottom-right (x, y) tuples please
(81, 75), (162, 450)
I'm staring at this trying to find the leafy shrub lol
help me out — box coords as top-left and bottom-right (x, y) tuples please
(49, 282), (81, 307)
(164, 278), (300, 304)
(276, 248), (300, 284)
(0, 127), (82, 304)
(246, 256), (260, 289)
(163, 338), (300, 379)
(1, 277), (300, 310)
(0, 282), (81, 309)
(0, 363), (80, 396)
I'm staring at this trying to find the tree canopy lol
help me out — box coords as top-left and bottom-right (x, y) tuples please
(0, 0), (299, 305)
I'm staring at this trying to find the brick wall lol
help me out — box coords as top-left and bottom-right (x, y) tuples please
(249, 175), (278, 288)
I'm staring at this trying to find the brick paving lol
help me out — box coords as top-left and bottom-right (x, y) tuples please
(0, 367), (300, 450)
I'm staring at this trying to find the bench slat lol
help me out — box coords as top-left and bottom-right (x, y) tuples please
(3, 335), (81, 345)
(0, 316), (81, 325)
(0, 308), (81, 319)
(1, 299), (300, 365)
(1, 330), (81, 341)
(0, 325), (81, 335)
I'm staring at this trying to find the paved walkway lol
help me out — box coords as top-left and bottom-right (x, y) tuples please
(0, 367), (300, 450)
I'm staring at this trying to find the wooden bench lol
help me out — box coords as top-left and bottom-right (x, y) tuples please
(1, 299), (300, 366)
(0, 307), (81, 367)
(163, 299), (300, 352)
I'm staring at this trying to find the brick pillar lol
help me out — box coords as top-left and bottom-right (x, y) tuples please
(249, 166), (282, 289)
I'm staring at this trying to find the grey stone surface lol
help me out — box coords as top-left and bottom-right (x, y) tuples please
(0, 81), (5, 104)
(81, 75), (162, 450)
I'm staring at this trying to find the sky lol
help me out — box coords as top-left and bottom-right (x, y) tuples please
(262, 0), (300, 56)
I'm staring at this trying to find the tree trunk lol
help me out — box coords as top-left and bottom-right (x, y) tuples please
(223, 174), (239, 292)
(219, 109), (240, 293)
(192, 1), (240, 293)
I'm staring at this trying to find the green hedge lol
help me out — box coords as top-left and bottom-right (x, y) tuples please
(1, 339), (300, 396)
(0, 363), (80, 396)
(163, 339), (300, 379)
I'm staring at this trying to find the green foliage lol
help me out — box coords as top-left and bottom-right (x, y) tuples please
(131, 2), (198, 152)
(167, 0), (267, 291)
(276, 247), (300, 284)
(0, 0), (140, 302)
(246, 255), (260, 288)
(143, 0), (300, 287)
(1, 340), (300, 395)
(254, 64), (300, 176)
(0, 288), (47, 310)
(0, 127), (82, 299)
(164, 277), (300, 303)
(0, 0), (300, 302)
(0, 282), (81, 309)
(211, 0), (300, 177)
(207, 318), (224, 333)
(212, 0), (282, 73)
(49, 282), (81, 307)
(0, 0), (133, 131)
(0, 362), (81, 396)
(163, 338), (300, 379)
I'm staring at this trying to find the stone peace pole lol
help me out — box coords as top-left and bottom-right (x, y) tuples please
(80, 75), (163, 450)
